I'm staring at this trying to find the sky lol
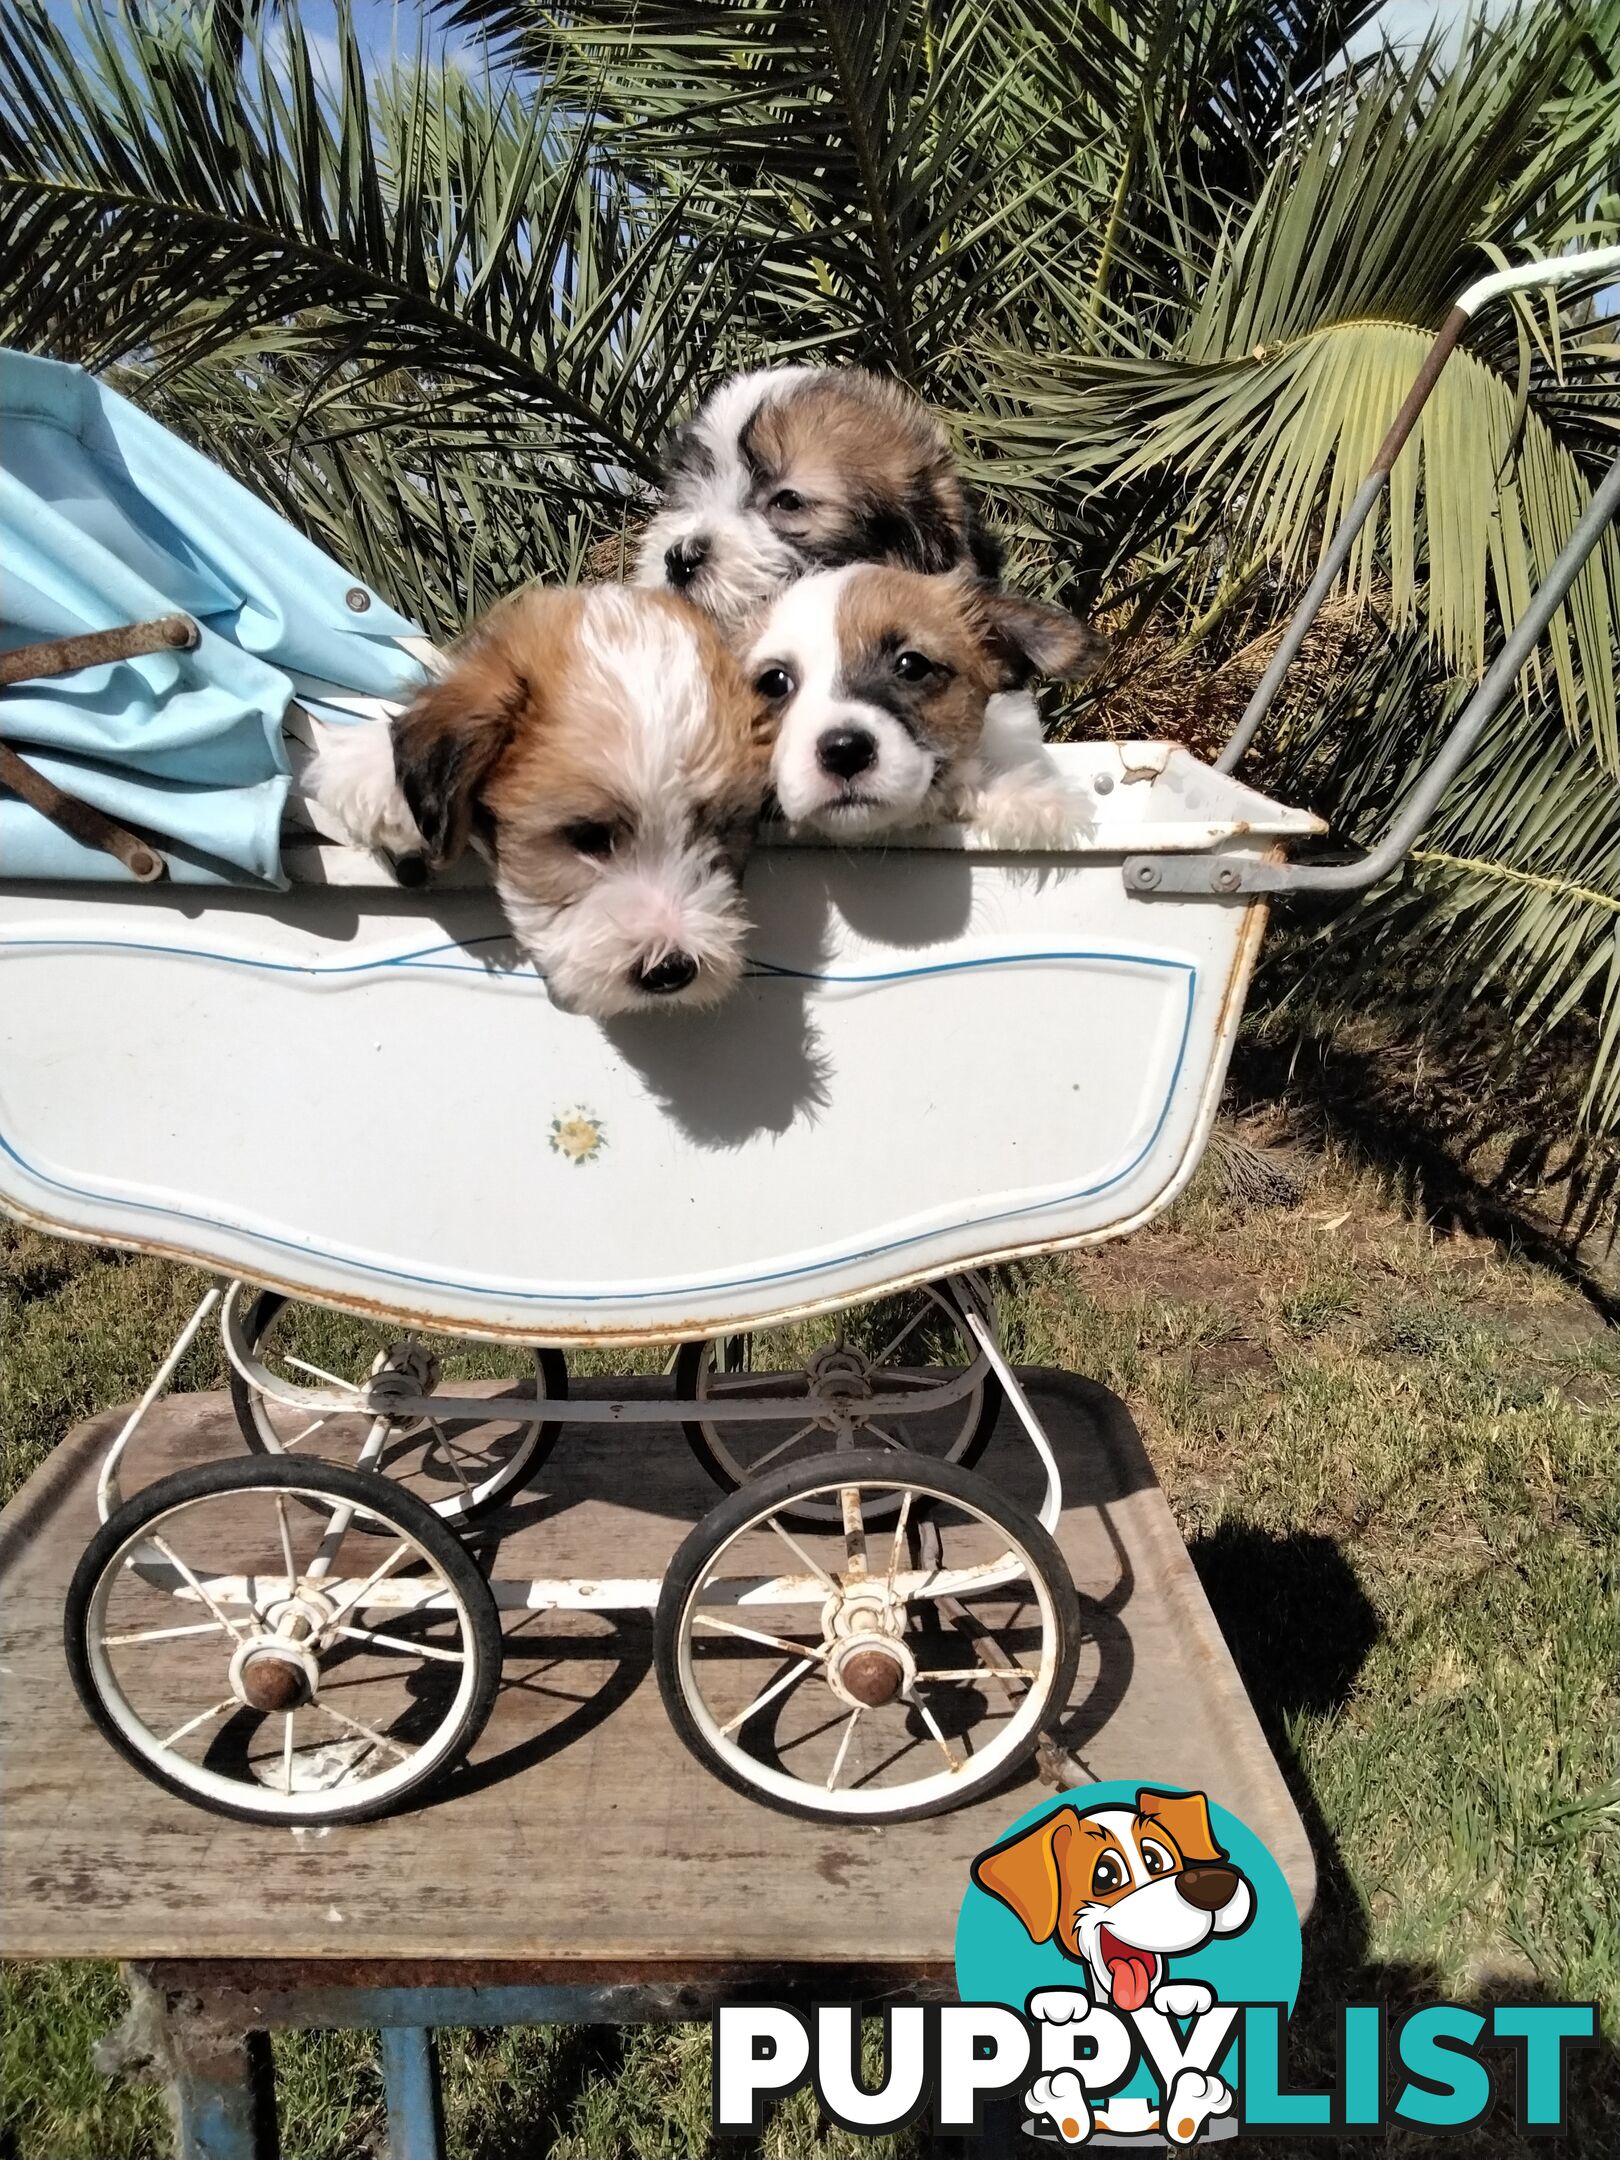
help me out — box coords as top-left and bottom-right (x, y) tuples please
(42, 1), (1508, 78)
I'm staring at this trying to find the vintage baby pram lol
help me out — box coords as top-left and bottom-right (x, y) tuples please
(4, 247), (1617, 1828)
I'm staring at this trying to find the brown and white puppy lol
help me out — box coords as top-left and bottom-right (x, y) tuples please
(302, 586), (771, 1017)
(634, 366), (999, 630)
(748, 564), (1099, 842)
(971, 1789), (1253, 2012)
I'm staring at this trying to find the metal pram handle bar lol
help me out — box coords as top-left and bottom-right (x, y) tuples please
(1123, 241), (1620, 901)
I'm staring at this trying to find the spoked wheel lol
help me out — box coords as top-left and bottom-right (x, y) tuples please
(65, 1458), (503, 1824)
(672, 1282), (1002, 1526)
(229, 1288), (567, 1527)
(655, 1451), (1079, 1822)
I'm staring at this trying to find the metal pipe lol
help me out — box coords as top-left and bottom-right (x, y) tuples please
(1215, 244), (1620, 776)
(379, 2028), (445, 2160)
(0, 613), (199, 686)
(97, 1284), (225, 1522)
(1130, 453), (1620, 898)
(0, 742), (167, 881)
(1266, 452), (1620, 896)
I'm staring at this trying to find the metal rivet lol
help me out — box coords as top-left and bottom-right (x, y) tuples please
(345, 587), (371, 613)
(1132, 863), (1160, 890)
(1094, 772), (1114, 795)
(1213, 865), (1241, 892)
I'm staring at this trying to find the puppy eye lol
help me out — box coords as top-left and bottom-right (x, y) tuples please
(895, 649), (936, 682)
(1140, 1840), (1175, 1877)
(754, 665), (795, 700)
(1091, 1854), (1124, 1896)
(768, 488), (805, 514)
(561, 819), (616, 858)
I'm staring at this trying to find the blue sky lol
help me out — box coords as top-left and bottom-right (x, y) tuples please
(44, 1), (1501, 76)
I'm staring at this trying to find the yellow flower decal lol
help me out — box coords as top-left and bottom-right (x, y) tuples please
(549, 1106), (606, 1166)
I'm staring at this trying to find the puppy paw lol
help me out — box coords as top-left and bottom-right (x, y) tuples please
(293, 717), (425, 860)
(1152, 1981), (1215, 2020)
(1026, 2071), (1092, 2144)
(963, 776), (1092, 850)
(1163, 2068), (1232, 2147)
(1027, 1988), (1093, 2026)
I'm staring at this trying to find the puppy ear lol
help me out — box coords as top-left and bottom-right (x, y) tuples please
(977, 589), (1105, 689)
(390, 645), (525, 867)
(971, 1808), (1076, 1945)
(1135, 1788), (1227, 1867)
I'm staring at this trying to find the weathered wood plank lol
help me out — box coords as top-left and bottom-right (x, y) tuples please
(1, 1374), (1313, 1970)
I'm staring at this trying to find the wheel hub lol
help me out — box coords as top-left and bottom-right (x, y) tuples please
(828, 1637), (909, 1706)
(230, 1637), (320, 1712)
(366, 1338), (440, 1414)
(229, 1585), (333, 1712)
(823, 1582), (914, 1707)
(803, 1344), (879, 1432)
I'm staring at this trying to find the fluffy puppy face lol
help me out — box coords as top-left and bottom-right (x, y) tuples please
(750, 565), (1098, 835)
(391, 587), (770, 1017)
(633, 367), (995, 631)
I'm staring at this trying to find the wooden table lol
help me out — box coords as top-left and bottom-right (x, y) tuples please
(1, 1373), (1313, 2157)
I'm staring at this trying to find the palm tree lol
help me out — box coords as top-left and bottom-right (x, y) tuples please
(3, 0), (1618, 1154)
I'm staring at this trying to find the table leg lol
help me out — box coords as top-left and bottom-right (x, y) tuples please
(102, 1973), (280, 2160)
(170, 2030), (279, 2160)
(380, 2026), (447, 2160)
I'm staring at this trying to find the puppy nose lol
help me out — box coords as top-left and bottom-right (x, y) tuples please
(1176, 1865), (1238, 1912)
(817, 726), (876, 780)
(664, 538), (709, 589)
(635, 951), (698, 996)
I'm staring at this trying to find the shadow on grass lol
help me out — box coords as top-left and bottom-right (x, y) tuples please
(1189, 1520), (1617, 2160)
(1229, 1035), (1620, 1324)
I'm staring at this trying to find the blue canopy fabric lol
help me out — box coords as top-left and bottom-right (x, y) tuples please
(0, 349), (429, 884)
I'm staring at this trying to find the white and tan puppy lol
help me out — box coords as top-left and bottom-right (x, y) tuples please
(634, 366), (998, 630)
(748, 564), (1100, 843)
(636, 367), (1097, 839)
(301, 586), (771, 1017)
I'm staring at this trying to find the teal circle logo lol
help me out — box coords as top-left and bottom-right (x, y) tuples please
(955, 1780), (1301, 2145)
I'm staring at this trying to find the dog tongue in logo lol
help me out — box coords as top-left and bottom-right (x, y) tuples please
(1098, 1927), (1157, 2011)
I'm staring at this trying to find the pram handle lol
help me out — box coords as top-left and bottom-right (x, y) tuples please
(1124, 243), (1620, 901)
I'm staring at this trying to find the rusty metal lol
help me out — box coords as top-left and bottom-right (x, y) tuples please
(839, 1646), (904, 1705)
(0, 741), (167, 881)
(1370, 304), (1468, 478)
(237, 1658), (307, 1713)
(130, 1956), (958, 2027)
(0, 613), (199, 685)
(0, 615), (201, 880)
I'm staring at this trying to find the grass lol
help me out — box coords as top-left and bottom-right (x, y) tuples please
(2, 1137), (1618, 2158)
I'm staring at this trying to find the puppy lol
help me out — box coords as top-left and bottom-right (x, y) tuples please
(749, 564), (1099, 842)
(972, 1788), (1254, 2011)
(634, 366), (1095, 839)
(634, 366), (999, 628)
(300, 586), (770, 1018)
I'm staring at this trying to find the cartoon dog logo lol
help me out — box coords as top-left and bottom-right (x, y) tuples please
(972, 1787), (1253, 2008)
(971, 1789), (1253, 2146)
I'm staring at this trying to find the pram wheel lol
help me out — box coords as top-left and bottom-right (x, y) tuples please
(654, 1451), (1079, 1822)
(229, 1288), (567, 1526)
(65, 1457), (503, 1824)
(672, 1282), (1001, 1526)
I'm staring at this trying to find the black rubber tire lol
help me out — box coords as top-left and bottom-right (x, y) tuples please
(672, 1286), (1003, 1522)
(229, 1288), (568, 1525)
(65, 1455), (504, 1826)
(654, 1449), (1081, 1823)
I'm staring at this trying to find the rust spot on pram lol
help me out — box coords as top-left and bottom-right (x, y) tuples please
(1211, 845), (1280, 1044)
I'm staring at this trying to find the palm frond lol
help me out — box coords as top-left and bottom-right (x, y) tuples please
(0, 0), (753, 475)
